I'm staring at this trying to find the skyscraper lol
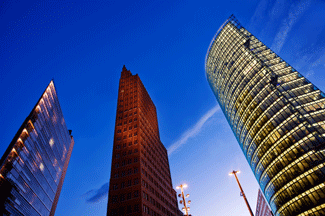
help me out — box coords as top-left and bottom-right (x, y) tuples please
(256, 189), (273, 216)
(107, 66), (179, 216)
(205, 15), (325, 216)
(0, 81), (74, 216)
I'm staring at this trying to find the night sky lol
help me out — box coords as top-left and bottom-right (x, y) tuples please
(1, 0), (325, 215)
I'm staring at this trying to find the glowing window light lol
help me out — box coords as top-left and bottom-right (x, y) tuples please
(39, 163), (44, 172)
(49, 138), (54, 147)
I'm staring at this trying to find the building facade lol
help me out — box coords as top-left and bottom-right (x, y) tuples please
(256, 189), (273, 216)
(0, 81), (74, 216)
(205, 15), (325, 216)
(107, 66), (179, 216)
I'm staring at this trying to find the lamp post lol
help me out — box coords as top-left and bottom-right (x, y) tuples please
(176, 184), (191, 216)
(229, 170), (254, 216)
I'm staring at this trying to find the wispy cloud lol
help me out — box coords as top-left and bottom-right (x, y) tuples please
(82, 182), (109, 203)
(271, 0), (311, 53)
(311, 52), (325, 68)
(168, 105), (220, 156)
(306, 70), (314, 78)
(248, 0), (270, 32)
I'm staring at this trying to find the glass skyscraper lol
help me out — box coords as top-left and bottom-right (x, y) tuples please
(0, 81), (74, 216)
(205, 15), (325, 216)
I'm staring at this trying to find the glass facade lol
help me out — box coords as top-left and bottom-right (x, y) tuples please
(205, 15), (325, 216)
(0, 81), (74, 216)
(256, 189), (273, 216)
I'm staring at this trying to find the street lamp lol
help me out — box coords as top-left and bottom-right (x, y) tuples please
(176, 184), (191, 216)
(229, 170), (254, 216)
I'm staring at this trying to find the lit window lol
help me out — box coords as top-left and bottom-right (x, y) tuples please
(49, 138), (54, 147)
(39, 163), (44, 172)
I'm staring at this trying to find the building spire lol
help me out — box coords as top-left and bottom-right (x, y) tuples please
(121, 65), (132, 77)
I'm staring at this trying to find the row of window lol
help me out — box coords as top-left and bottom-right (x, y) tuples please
(109, 204), (140, 215)
(142, 179), (177, 214)
(141, 152), (170, 191)
(114, 167), (138, 178)
(117, 110), (137, 119)
(124, 124), (137, 132)
(115, 157), (138, 168)
(112, 177), (139, 190)
(114, 147), (138, 159)
(140, 129), (170, 184)
(115, 140), (139, 150)
(143, 204), (174, 216)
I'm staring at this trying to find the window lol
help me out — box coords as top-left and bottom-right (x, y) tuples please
(127, 193), (132, 200)
(134, 178), (139, 185)
(117, 130), (121, 133)
(115, 163), (119, 168)
(129, 142), (132, 146)
(113, 184), (118, 190)
(121, 182), (125, 188)
(143, 204), (149, 214)
(127, 179), (132, 187)
(114, 173), (119, 178)
(134, 157), (138, 162)
(112, 195), (118, 203)
(134, 167), (138, 173)
(134, 204), (140, 212)
(120, 194), (125, 201)
(134, 191), (139, 198)
(124, 128), (127, 132)
(127, 205), (132, 214)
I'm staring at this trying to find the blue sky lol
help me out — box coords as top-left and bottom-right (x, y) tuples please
(1, 0), (325, 215)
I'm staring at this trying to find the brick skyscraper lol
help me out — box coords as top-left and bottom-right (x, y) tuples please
(107, 66), (179, 216)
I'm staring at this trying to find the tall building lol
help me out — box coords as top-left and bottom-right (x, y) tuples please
(107, 66), (179, 216)
(0, 81), (74, 216)
(256, 189), (273, 216)
(205, 15), (325, 216)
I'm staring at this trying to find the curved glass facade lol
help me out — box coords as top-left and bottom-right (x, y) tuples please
(205, 15), (325, 216)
